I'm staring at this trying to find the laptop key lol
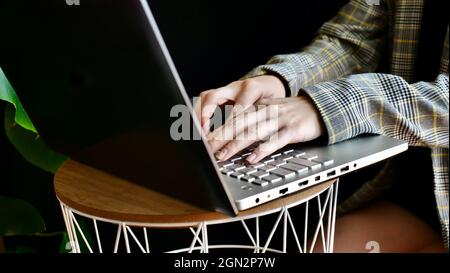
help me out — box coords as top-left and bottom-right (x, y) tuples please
(270, 153), (282, 158)
(230, 156), (242, 162)
(230, 172), (245, 179)
(283, 149), (294, 154)
(277, 154), (294, 161)
(268, 159), (287, 167)
(218, 160), (234, 169)
(262, 175), (282, 183)
(258, 165), (277, 172)
(241, 175), (255, 182)
(292, 150), (306, 157)
(281, 163), (308, 174)
(251, 171), (270, 179)
(312, 157), (334, 166)
(221, 168), (234, 175)
(240, 167), (258, 175)
(252, 179), (269, 187)
(270, 168), (295, 179)
(298, 152), (318, 160)
(248, 162), (265, 169)
(262, 157), (275, 164)
(229, 164), (246, 171)
(287, 158), (321, 170)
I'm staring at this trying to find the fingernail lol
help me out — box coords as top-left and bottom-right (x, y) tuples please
(246, 153), (256, 163)
(215, 148), (227, 160)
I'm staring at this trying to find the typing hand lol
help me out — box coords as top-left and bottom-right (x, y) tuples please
(195, 75), (286, 134)
(208, 96), (326, 164)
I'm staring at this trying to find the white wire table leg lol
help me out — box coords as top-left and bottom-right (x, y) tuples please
(66, 208), (81, 253)
(67, 209), (81, 253)
(189, 227), (204, 249)
(330, 180), (339, 253)
(70, 211), (93, 253)
(240, 220), (257, 251)
(126, 226), (147, 253)
(286, 209), (303, 253)
(262, 208), (285, 253)
(256, 217), (260, 254)
(188, 223), (203, 253)
(326, 184), (334, 253)
(202, 223), (209, 253)
(60, 204), (76, 253)
(93, 219), (103, 253)
(316, 196), (328, 252)
(113, 224), (122, 253)
(309, 188), (332, 253)
(143, 228), (150, 253)
(122, 223), (131, 253)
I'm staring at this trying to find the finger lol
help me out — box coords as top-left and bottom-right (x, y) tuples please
(257, 97), (291, 105)
(214, 117), (281, 161)
(246, 128), (292, 163)
(200, 86), (238, 128)
(232, 89), (263, 116)
(208, 104), (272, 153)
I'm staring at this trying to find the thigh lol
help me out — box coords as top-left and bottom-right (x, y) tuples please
(317, 201), (445, 253)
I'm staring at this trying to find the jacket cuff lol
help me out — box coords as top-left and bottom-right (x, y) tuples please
(301, 84), (355, 145)
(241, 65), (293, 97)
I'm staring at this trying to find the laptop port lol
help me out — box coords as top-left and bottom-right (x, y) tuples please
(340, 165), (350, 172)
(315, 176), (320, 181)
(279, 188), (288, 195)
(255, 198), (260, 203)
(298, 180), (308, 187)
(327, 170), (336, 177)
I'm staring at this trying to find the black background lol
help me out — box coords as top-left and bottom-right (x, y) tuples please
(150, 0), (347, 96)
(0, 0), (348, 252)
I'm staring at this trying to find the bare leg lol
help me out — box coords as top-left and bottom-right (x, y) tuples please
(314, 201), (446, 253)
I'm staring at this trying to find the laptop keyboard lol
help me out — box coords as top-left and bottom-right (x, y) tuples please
(218, 148), (334, 188)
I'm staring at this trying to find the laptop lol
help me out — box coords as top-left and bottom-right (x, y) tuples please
(0, 0), (407, 214)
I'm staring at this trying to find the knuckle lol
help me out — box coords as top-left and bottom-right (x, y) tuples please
(252, 147), (264, 158)
(241, 78), (258, 90)
(199, 90), (212, 100)
(267, 104), (280, 114)
(225, 141), (238, 152)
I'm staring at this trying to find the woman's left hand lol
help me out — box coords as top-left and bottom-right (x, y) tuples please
(208, 95), (326, 164)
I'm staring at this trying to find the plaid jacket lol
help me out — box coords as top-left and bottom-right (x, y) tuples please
(245, 0), (449, 247)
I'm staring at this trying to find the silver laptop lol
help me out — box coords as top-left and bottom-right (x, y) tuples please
(0, 0), (408, 215)
(137, 0), (407, 211)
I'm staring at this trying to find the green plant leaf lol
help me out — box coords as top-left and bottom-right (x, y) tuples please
(4, 105), (68, 173)
(1, 66), (68, 173)
(0, 196), (46, 236)
(0, 66), (36, 133)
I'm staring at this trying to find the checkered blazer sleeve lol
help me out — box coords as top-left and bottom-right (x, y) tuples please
(303, 26), (449, 147)
(243, 0), (388, 96)
(302, 71), (449, 147)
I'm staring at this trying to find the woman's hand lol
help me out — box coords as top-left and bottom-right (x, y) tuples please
(195, 75), (287, 133)
(208, 96), (326, 164)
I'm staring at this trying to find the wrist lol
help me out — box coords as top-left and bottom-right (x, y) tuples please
(265, 73), (290, 98)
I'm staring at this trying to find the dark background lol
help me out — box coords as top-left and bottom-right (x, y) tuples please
(0, 0), (348, 252)
(150, 0), (348, 96)
(0, 0), (445, 252)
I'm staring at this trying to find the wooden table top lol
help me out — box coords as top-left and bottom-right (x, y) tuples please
(54, 159), (335, 227)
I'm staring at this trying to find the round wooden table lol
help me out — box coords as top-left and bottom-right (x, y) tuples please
(55, 159), (339, 253)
